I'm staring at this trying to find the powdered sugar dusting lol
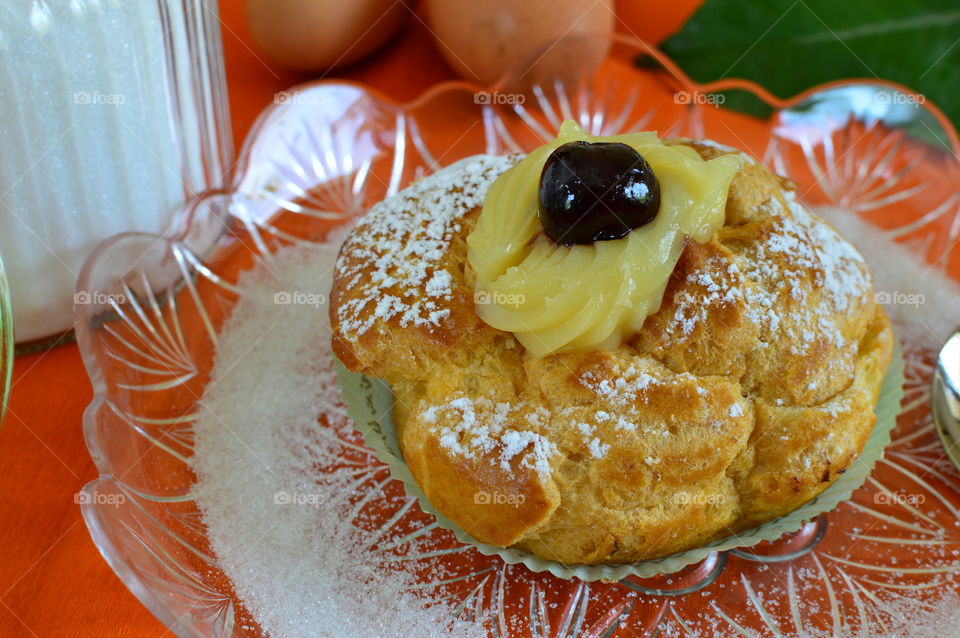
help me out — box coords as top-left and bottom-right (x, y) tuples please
(668, 254), (745, 339)
(577, 361), (696, 444)
(587, 437), (610, 458)
(424, 395), (557, 476)
(734, 193), (868, 357)
(335, 154), (518, 336)
(662, 190), (870, 355)
(787, 191), (871, 313)
(586, 363), (657, 408)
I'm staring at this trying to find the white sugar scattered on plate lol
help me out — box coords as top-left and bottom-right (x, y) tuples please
(191, 227), (486, 638)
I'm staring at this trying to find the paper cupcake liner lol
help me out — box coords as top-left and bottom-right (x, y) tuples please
(334, 342), (904, 582)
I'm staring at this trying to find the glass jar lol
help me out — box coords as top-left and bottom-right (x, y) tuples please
(0, 0), (232, 344)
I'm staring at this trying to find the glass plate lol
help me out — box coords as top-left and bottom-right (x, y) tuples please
(75, 34), (960, 637)
(0, 251), (11, 428)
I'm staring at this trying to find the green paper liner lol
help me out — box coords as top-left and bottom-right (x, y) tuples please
(334, 342), (904, 582)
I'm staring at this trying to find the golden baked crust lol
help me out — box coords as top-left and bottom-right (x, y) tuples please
(330, 143), (893, 564)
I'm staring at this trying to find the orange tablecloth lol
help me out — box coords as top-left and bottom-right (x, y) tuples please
(0, 2), (700, 636)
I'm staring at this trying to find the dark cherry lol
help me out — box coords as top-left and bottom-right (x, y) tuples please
(537, 141), (660, 245)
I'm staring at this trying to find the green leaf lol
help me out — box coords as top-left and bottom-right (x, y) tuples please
(661, 0), (960, 125)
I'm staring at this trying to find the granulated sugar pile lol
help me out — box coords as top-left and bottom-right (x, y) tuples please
(191, 228), (486, 638)
(192, 207), (960, 638)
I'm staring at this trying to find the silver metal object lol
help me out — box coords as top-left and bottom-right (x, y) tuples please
(932, 330), (960, 470)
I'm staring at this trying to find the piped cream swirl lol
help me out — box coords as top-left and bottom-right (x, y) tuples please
(467, 121), (742, 357)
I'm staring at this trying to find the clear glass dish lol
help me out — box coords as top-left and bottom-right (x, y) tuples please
(0, 251), (11, 428)
(75, 34), (960, 637)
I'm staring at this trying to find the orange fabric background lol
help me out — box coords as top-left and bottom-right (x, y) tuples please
(0, 1), (700, 636)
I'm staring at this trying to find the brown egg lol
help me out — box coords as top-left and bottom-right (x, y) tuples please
(424, 0), (614, 86)
(246, 0), (406, 72)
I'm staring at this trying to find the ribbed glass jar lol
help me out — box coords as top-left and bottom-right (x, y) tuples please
(0, 0), (232, 344)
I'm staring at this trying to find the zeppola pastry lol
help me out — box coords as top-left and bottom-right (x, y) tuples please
(330, 121), (893, 564)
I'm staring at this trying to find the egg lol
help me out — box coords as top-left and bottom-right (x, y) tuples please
(424, 0), (614, 86)
(246, 0), (406, 72)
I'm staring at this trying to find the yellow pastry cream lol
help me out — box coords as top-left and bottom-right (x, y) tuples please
(467, 120), (742, 356)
